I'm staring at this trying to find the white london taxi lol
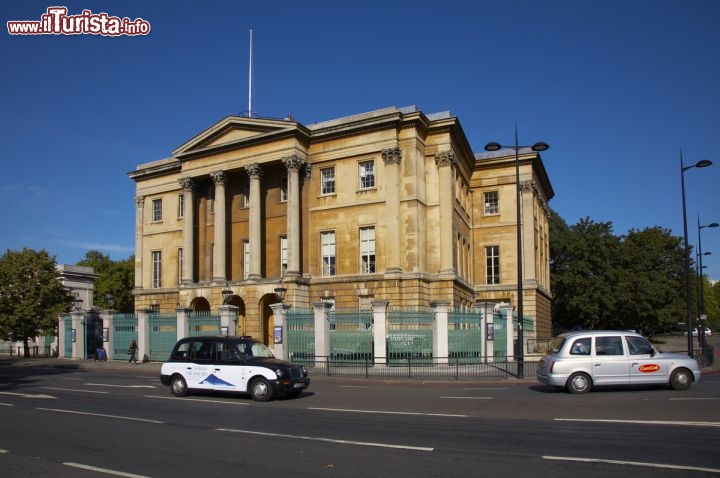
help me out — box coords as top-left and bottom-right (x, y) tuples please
(536, 330), (701, 393)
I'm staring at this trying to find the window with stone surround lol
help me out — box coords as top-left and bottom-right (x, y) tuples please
(280, 236), (288, 275)
(360, 226), (376, 274)
(243, 241), (250, 279)
(321, 167), (335, 195)
(359, 160), (375, 189)
(152, 198), (163, 222)
(485, 245), (500, 285)
(178, 194), (184, 219)
(152, 250), (162, 288)
(280, 176), (288, 202)
(321, 231), (336, 276)
(484, 191), (499, 215)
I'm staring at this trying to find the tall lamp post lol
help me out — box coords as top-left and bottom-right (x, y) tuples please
(697, 218), (718, 357)
(485, 128), (549, 378)
(680, 154), (712, 357)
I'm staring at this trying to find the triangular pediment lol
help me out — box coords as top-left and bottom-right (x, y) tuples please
(172, 115), (301, 158)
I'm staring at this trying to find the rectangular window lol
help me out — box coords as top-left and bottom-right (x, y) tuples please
(485, 245), (500, 285)
(242, 183), (250, 208)
(178, 194), (185, 219)
(280, 236), (288, 275)
(321, 167), (335, 195)
(484, 191), (499, 215)
(177, 248), (183, 284)
(321, 231), (336, 276)
(359, 160), (375, 189)
(151, 251), (162, 288)
(152, 198), (163, 222)
(280, 176), (288, 202)
(360, 227), (376, 274)
(243, 241), (250, 279)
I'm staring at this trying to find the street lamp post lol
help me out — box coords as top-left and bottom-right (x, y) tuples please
(485, 128), (549, 378)
(680, 154), (712, 357)
(697, 218), (718, 357)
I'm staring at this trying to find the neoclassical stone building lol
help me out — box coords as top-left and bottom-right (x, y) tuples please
(128, 106), (554, 344)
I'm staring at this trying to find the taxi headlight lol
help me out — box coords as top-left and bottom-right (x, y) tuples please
(275, 368), (285, 377)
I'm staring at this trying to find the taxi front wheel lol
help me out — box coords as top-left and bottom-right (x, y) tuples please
(669, 368), (692, 390)
(171, 375), (188, 397)
(250, 378), (273, 402)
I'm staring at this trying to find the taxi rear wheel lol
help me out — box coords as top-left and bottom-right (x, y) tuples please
(250, 378), (273, 402)
(566, 372), (592, 394)
(669, 368), (692, 390)
(170, 375), (188, 397)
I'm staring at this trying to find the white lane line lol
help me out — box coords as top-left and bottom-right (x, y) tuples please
(670, 397), (720, 401)
(217, 428), (433, 451)
(440, 396), (494, 400)
(337, 385), (369, 388)
(37, 408), (163, 424)
(308, 407), (467, 418)
(463, 387), (508, 390)
(0, 449), (8, 453)
(64, 462), (151, 477)
(0, 391), (56, 399)
(543, 455), (720, 474)
(144, 395), (249, 405)
(41, 387), (109, 394)
(0, 403), (14, 407)
(85, 383), (157, 389)
(555, 418), (720, 428)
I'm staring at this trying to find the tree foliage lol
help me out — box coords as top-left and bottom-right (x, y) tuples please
(0, 248), (73, 355)
(550, 211), (693, 334)
(76, 251), (134, 313)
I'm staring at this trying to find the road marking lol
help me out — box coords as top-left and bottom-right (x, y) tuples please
(85, 383), (157, 389)
(41, 387), (109, 394)
(337, 385), (369, 388)
(543, 455), (720, 474)
(670, 397), (720, 401)
(555, 418), (720, 428)
(463, 387), (508, 390)
(217, 428), (434, 451)
(64, 462), (151, 477)
(309, 407), (467, 418)
(0, 449), (8, 453)
(0, 391), (56, 399)
(440, 396), (494, 400)
(144, 395), (250, 405)
(37, 408), (163, 424)
(0, 403), (14, 407)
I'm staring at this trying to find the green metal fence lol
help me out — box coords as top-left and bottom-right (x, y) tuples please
(287, 308), (315, 361)
(387, 307), (433, 365)
(493, 311), (508, 359)
(330, 310), (373, 362)
(188, 311), (221, 337)
(148, 313), (177, 362)
(448, 310), (483, 363)
(62, 314), (72, 358)
(112, 313), (137, 360)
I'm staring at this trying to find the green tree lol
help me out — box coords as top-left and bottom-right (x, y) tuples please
(0, 248), (73, 356)
(616, 227), (686, 335)
(76, 251), (135, 313)
(551, 216), (620, 331)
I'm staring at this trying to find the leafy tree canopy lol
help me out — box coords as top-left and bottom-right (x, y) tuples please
(76, 251), (134, 313)
(0, 248), (73, 351)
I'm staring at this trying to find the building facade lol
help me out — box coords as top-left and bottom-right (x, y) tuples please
(128, 106), (554, 345)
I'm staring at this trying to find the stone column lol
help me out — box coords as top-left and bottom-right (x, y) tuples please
(269, 302), (291, 360)
(179, 178), (196, 285)
(137, 309), (150, 363)
(245, 164), (263, 280)
(210, 171), (228, 283)
(282, 155), (306, 277)
(70, 310), (85, 360)
(134, 196), (144, 288)
(313, 301), (332, 365)
(477, 301), (495, 363)
(431, 301), (450, 364)
(435, 151), (455, 278)
(101, 309), (114, 361)
(382, 148), (402, 275)
(498, 304), (515, 361)
(371, 300), (389, 365)
(219, 305), (239, 336)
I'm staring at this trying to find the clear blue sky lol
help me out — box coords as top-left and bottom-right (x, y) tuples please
(2, 0), (719, 280)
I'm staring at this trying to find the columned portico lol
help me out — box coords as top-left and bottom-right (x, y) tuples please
(282, 154), (306, 277)
(210, 170), (228, 283)
(435, 151), (456, 278)
(382, 147), (402, 275)
(245, 163), (263, 280)
(179, 177), (196, 285)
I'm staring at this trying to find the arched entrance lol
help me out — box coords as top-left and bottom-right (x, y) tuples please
(259, 294), (282, 346)
(189, 297), (210, 312)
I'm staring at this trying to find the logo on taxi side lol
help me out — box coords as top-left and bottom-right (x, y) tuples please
(639, 364), (660, 373)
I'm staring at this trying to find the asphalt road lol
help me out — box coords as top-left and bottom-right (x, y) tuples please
(1, 364), (719, 477)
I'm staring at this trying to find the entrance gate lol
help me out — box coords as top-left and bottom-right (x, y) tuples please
(387, 307), (433, 364)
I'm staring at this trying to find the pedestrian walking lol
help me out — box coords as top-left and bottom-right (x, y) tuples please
(128, 339), (138, 364)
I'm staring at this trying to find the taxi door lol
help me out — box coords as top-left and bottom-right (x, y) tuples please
(591, 335), (630, 385)
(185, 339), (216, 391)
(626, 335), (668, 385)
(211, 342), (249, 392)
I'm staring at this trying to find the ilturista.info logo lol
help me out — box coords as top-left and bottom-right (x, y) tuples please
(7, 6), (151, 36)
